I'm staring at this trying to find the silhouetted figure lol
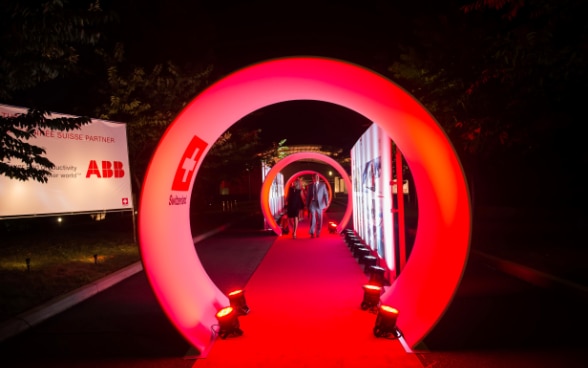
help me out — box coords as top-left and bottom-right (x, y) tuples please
(306, 173), (329, 238)
(286, 179), (305, 238)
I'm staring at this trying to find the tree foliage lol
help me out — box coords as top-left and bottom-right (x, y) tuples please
(386, 0), (588, 206)
(204, 129), (267, 173)
(94, 46), (214, 190)
(95, 43), (288, 195)
(0, 0), (112, 101)
(193, 128), (269, 203)
(0, 0), (112, 182)
(388, 0), (588, 161)
(0, 109), (90, 182)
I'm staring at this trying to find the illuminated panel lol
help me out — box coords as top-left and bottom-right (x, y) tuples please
(261, 155), (353, 235)
(283, 170), (333, 207)
(138, 56), (471, 352)
(351, 124), (395, 271)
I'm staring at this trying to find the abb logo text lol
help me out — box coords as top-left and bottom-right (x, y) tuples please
(86, 160), (125, 178)
(172, 135), (208, 191)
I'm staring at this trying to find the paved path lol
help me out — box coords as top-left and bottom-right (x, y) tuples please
(1, 203), (587, 367)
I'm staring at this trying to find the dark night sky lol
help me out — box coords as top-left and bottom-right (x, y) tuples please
(115, 0), (421, 71)
(102, 0), (446, 150)
(93, 0), (454, 149)
(234, 101), (373, 151)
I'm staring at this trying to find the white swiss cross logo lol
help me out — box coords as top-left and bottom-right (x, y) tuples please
(172, 135), (208, 191)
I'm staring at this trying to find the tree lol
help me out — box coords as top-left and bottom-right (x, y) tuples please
(389, 0), (588, 159)
(0, 0), (112, 101)
(192, 128), (271, 206)
(0, 0), (113, 182)
(94, 46), (214, 190)
(0, 109), (90, 182)
(95, 44), (290, 196)
(387, 0), (588, 206)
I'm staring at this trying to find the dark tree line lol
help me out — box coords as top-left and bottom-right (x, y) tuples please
(0, 0), (106, 182)
(387, 0), (588, 206)
(0, 0), (270, 197)
(1, 0), (586, 207)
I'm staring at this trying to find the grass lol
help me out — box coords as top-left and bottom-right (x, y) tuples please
(0, 212), (139, 322)
(0, 199), (257, 323)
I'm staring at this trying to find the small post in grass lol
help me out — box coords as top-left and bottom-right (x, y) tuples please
(25, 258), (31, 272)
(93, 254), (98, 265)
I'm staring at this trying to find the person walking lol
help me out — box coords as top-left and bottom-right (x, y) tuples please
(299, 182), (307, 221)
(286, 179), (305, 238)
(306, 173), (329, 238)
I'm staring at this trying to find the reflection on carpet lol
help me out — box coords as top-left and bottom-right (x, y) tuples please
(193, 217), (423, 367)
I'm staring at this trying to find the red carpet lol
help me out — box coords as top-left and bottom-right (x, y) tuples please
(194, 213), (423, 367)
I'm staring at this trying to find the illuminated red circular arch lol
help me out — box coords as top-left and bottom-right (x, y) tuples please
(284, 170), (334, 205)
(138, 57), (471, 352)
(262, 154), (350, 235)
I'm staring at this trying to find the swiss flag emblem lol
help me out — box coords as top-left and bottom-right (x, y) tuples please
(122, 198), (129, 206)
(172, 135), (208, 191)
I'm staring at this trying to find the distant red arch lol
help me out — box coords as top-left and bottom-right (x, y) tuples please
(262, 153), (351, 235)
(284, 170), (333, 207)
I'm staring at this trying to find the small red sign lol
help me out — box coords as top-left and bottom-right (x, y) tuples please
(172, 135), (208, 191)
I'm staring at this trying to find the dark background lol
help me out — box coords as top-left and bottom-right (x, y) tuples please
(8, 0), (587, 209)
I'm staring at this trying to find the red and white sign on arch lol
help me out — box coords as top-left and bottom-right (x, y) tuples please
(138, 57), (471, 353)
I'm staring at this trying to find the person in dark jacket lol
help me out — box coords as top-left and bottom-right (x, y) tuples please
(306, 173), (329, 238)
(286, 179), (305, 238)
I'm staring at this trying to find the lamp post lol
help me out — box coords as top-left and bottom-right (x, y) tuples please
(246, 167), (251, 201)
(328, 170), (334, 198)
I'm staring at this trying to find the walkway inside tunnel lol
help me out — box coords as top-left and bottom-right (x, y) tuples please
(192, 197), (423, 367)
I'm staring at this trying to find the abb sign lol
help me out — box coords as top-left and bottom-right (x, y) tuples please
(0, 104), (133, 218)
(86, 160), (126, 178)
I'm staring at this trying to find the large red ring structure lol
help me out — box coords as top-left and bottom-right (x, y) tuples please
(138, 56), (471, 352)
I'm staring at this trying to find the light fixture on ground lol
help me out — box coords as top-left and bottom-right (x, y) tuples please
(367, 265), (387, 287)
(342, 228), (354, 237)
(373, 305), (401, 338)
(362, 255), (378, 271)
(361, 284), (382, 311)
(328, 221), (338, 233)
(343, 231), (358, 245)
(342, 229), (355, 238)
(215, 306), (243, 339)
(355, 246), (370, 261)
(349, 240), (363, 252)
(228, 289), (250, 315)
(351, 245), (365, 257)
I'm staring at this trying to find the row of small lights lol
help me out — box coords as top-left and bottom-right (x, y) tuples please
(213, 225), (401, 340)
(343, 227), (402, 339)
(22, 254), (101, 272)
(19, 215), (107, 271)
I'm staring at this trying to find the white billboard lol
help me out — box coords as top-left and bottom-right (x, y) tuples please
(262, 162), (284, 230)
(351, 123), (395, 272)
(0, 104), (133, 218)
